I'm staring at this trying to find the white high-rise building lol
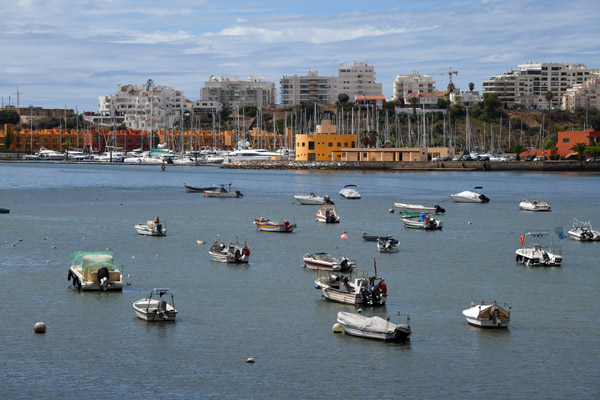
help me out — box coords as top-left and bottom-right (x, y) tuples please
(337, 61), (382, 99)
(562, 77), (600, 111)
(201, 76), (276, 109)
(97, 83), (186, 130)
(482, 63), (599, 109)
(392, 71), (436, 100)
(280, 71), (337, 106)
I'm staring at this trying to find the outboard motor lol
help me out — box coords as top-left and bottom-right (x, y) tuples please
(235, 190), (243, 197)
(434, 205), (446, 214)
(492, 308), (501, 326)
(97, 267), (109, 291)
(234, 249), (241, 262)
(339, 258), (350, 272)
(479, 194), (490, 203)
(360, 286), (370, 305)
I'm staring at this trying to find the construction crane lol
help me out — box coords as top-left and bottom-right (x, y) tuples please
(423, 67), (459, 89)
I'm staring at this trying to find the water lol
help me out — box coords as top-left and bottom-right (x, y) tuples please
(1, 163), (599, 399)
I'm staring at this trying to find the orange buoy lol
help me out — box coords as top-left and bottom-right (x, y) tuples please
(520, 235), (525, 245)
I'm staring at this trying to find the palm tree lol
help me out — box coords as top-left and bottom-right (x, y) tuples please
(545, 91), (554, 110)
(469, 82), (475, 92)
(511, 142), (527, 161)
(570, 142), (587, 160)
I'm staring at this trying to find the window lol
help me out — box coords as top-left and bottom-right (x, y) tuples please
(344, 142), (348, 147)
(328, 142), (333, 147)
(563, 138), (569, 143)
(337, 142), (341, 147)
(308, 141), (314, 150)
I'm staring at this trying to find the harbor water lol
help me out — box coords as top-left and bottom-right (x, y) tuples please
(1, 163), (599, 399)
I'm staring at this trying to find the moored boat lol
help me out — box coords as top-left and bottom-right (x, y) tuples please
(362, 232), (392, 242)
(254, 217), (296, 232)
(68, 251), (123, 291)
(515, 232), (562, 266)
(339, 184), (361, 199)
(294, 192), (325, 205)
(519, 199), (551, 212)
(205, 183), (243, 198)
(336, 311), (411, 341)
(394, 202), (445, 214)
(376, 238), (399, 253)
(316, 197), (340, 223)
(135, 218), (166, 236)
(315, 269), (387, 306)
(567, 219), (600, 241)
(303, 253), (355, 271)
(462, 301), (511, 328)
(450, 186), (490, 203)
(209, 240), (250, 263)
(184, 183), (217, 193)
(133, 288), (178, 322)
(401, 213), (443, 230)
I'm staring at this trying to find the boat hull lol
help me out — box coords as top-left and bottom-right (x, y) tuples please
(69, 266), (123, 291)
(303, 254), (354, 271)
(135, 224), (166, 236)
(519, 200), (551, 211)
(515, 248), (562, 266)
(254, 220), (295, 232)
(465, 316), (510, 328)
(568, 228), (600, 241)
(294, 195), (325, 205)
(402, 219), (443, 230)
(133, 299), (177, 321)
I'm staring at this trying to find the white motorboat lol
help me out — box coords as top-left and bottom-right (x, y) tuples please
(37, 148), (66, 160)
(315, 269), (386, 306)
(303, 253), (355, 271)
(450, 186), (490, 203)
(222, 148), (279, 164)
(361, 232), (393, 242)
(133, 288), (178, 322)
(205, 183), (243, 198)
(567, 219), (600, 241)
(401, 214), (443, 230)
(135, 219), (166, 236)
(184, 183), (217, 193)
(376, 238), (399, 253)
(519, 199), (552, 212)
(336, 311), (411, 341)
(394, 202), (446, 214)
(254, 217), (296, 232)
(462, 302), (511, 328)
(316, 197), (340, 223)
(208, 240), (250, 263)
(515, 232), (562, 266)
(294, 192), (325, 205)
(68, 252), (123, 292)
(339, 184), (361, 199)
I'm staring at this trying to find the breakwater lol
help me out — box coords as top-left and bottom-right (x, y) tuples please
(221, 159), (600, 172)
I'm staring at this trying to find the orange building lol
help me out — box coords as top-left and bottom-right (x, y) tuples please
(557, 129), (600, 158)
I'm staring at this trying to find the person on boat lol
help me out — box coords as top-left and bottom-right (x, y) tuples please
(378, 279), (387, 295)
(161, 162), (166, 171)
(155, 216), (162, 233)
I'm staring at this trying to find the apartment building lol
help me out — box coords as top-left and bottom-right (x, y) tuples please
(482, 63), (600, 109)
(562, 77), (600, 111)
(280, 71), (337, 106)
(391, 71), (437, 101)
(337, 61), (383, 99)
(97, 83), (186, 130)
(201, 76), (276, 109)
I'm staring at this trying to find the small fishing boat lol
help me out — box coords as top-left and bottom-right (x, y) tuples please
(401, 213), (443, 230)
(254, 217), (296, 232)
(184, 183), (217, 193)
(515, 232), (562, 266)
(294, 192), (325, 205)
(316, 197), (340, 223)
(519, 199), (551, 212)
(208, 240), (250, 263)
(135, 219), (166, 236)
(205, 183), (243, 198)
(339, 184), (361, 199)
(567, 219), (600, 241)
(462, 301), (511, 328)
(68, 251), (123, 292)
(336, 311), (411, 341)
(315, 269), (387, 306)
(303, 253), (355, 271)
(450, 186), (490, 203)
(394, 202), (445, 214)
(362, 232), (393, 242)
(376, 238), (399, 253)
(133, 288), (178, 322)
(0, 208), (9, 214)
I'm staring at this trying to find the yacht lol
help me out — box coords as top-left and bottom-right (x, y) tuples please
(222, 148), (280, 164)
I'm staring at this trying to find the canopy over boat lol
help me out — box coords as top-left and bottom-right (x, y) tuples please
(337, 312), (393, 332)
(70, 252), (121, 271)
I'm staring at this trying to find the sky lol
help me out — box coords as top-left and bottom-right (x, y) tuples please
(1, 0), (599, 112)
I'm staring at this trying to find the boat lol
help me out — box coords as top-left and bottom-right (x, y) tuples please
(394, 202), (446, 214)
(132, 288), (178, 322)
(135, 219), (166, 236)
(401, 213), (443, 230)
(462, 301), (511, 328)
(294, 192), (325, 205)
(222, 148), (280, 164)
(519, 199), (552, 212)
(336, 311), (411, 341)
(204, 183), (243, 198)
(339, 184), (361, 199)
(567, 219), (600, 241)
(362, 232), (392, 242)
(253, 217), (296, 232)
(515, 232), (562, 266)
(37, 148), (66, 161)
(450, 186), (490, 203)
(0, 208), (9, 214)
(316, 197), (340, 223)
(67, 251), (124, 291)
(303, 253), (356, 271)
(208, 240), (250, 263)
(376, 238), (399, 253)
(184, 183), (217, 193)
(314, 269), (387, 306)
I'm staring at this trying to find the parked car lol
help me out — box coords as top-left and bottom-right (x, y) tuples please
(441, 156), (452, 161)
(524, 155), (535, 161)
(452, 156), (462, 161)
(533, 156), (545, 162)
(585, 156), (600, 162)
(432, 156), (442, 161)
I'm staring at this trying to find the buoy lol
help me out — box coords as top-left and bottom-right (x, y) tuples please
(332, 323), (343, 333)
(468, 221), (472, 225)
(203, 194), (206, 197)
(357, 308), (362, 313)
(156, 254), (159, 257)
(44, 237), (47, 240)
(246, 358), (255, 363)
(82, 237), (86, 240)
(196, 240), (204, 245)
(46, 260), (49, 263)
(33, 322), (46, 334)
(389, 208), (394, 213)
(340, 233), (348, 240)
(120, 202), (123, 205)
(131, 256), (135, 259)
(52, 246), (57, 249)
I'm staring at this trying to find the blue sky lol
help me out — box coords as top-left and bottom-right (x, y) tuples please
(1, 0), (598, 111)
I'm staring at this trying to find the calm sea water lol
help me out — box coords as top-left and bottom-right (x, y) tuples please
(1, 163), (599, 399)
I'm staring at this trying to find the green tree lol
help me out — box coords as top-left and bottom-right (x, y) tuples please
(469, 82), (475, 92)
(0, 109), (20, 126)
(570, 142), (587, 160)
(544, 139), (556, 150)
(511, 142), (527, 160)
(4, 129), (14, 149)
(447, 82), (456, 93)
(437, 98), (449, 109)
(590, 114), (600, 131)
(481, 93), (503, 121)
(337, 93), (349, 104)
(545, 91), (554, 109)
(584, 146), (600, 157)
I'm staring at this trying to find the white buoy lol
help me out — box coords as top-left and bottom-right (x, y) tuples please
(468, 221), (472, 225)
(357, 308), (363, 313)
(196, 240), (204, 245)
(131, 256), (135, 259)
(34, 322), (46, 334)
(246, 358), (255, 363)
(51, 246), (57, 249)
(82, 237), (86, 240)
(389, 208), (394, 213)
(332, 323), (343, 333)
(156, 254), (159, 257)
